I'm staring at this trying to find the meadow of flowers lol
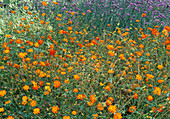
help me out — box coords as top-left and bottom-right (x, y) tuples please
(0, 0), (170, 119)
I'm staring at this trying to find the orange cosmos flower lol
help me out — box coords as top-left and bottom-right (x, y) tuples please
(147, 95), (153, 101)
(113, 112), (122, 119)
(90, 94), (97, 103)
(23, 85), (29, 91)
(52, 106), (59, 113)
(108, 51), (115, 57)
(72, 111), (77, 115)
(166, 45), (170, 50)
(97, 103), (104, 111)
(129, 106), (136, 113)
(73, 88), (78, 93)
(157, 65), (163, 70)
(33, 108), (40, 114)
(23, 6), (28, 10)
(119, 54), (125, 60)
(165, 26), (170, 32)
(7, 116), (14, 119)
(0, 107), (4, 112)
(141, 13), (146, 17)
(0, 90), (6, 97)
(133, 93), (138, 99)
(108, 105), (117, 113)
(49, 48), (55, 56)
(106, 99), (112, 105)
(68, 27), (72, 31)
(54, 80), (61, 88)
(38, 39), (43, 45)
(136, 74), (142, 81)
(107, 45), (114, 50)
(74, 74), (80, 80)
(63, 116), (70, 119)
(153, 87), (161, 96)
(30, 100), (37, 107)
(157, 79), (164, 83)
(42, 1), (47, 6)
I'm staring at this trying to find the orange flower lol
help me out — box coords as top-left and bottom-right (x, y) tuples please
(38, 39), (43, 45)
(147, 95), (153, 101)
(41, 13), (46, 16)
(104, 85), (110, 91)
(108, 69), (114, 73)
(107, 45), (114, 50)
(108, 105), (117, 113)
(23, 85), (29, 91)
(0, 107), (4, 112)
(52, 106), (59, 113)
(74, 74), (80, 80)
(108, 51), (115, 57)
(165, 26), (170, 32)
(106, 99), (112, 105)
(113, 112), (122, 119)
(73, 88), (78, 93)
(40, 20), (44, 25)
(157, 79), (164, 83)
(136, 74), (142, 81)
(133, 93), (138, 99)
(153, 87), (161, 96)
(141, 13), (146, 17)
(34, 42), (39, 48)
(97, 103), (104, 111)
(5, 100), (11, 105)
(129, 106), (136, 113)
(90, 94), (97, 103)
(16, 39), (22, 44)
(166, 45), (170, 50)
(87, 101), (93, 106)
(33, 108), (40, 114)
(49, 48), (56, 56)
(54, 80), (61, 88)
(119, 54), (125, 60)
(63, 116), (70, 119)
(23, 6), (28, 10)
(72, 111), (77, 115)
(30, 100), (37, 107)
(68, 27), (72, 31)
(152, 29), (160, 36)
(42, 1), (47, 6)
(157, 65), (163, 70)
(7, 116), (14, 119)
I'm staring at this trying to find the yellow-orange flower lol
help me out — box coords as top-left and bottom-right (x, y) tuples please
(52, 106), (59, 113)
(108, 105), (117, 113)
(0, 107), (4, 112)
(54, 80), (61, 88)
(107, 45), (114, 50)
(63, 116), (70, 119)
(18, 52), (27, 58)
(90, 94), (96, 103)
(113, 112), (122, 119)
(33, 108), (40, 114)
(129, 106), (136, 113)
(42, 1), (47, 6)
(136, 74), (142, 81)
(30, 100), (37, 107)
(7, 116), (14, 119)
(157, 65), (163, 70)
(72, 111), (77, 115)
(23, 85), (29, 91)
(74, 74), (80, 80)
(153, 87), (161, 96)
(0, 90), (7, 97)
(147, 95), (153, 101)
